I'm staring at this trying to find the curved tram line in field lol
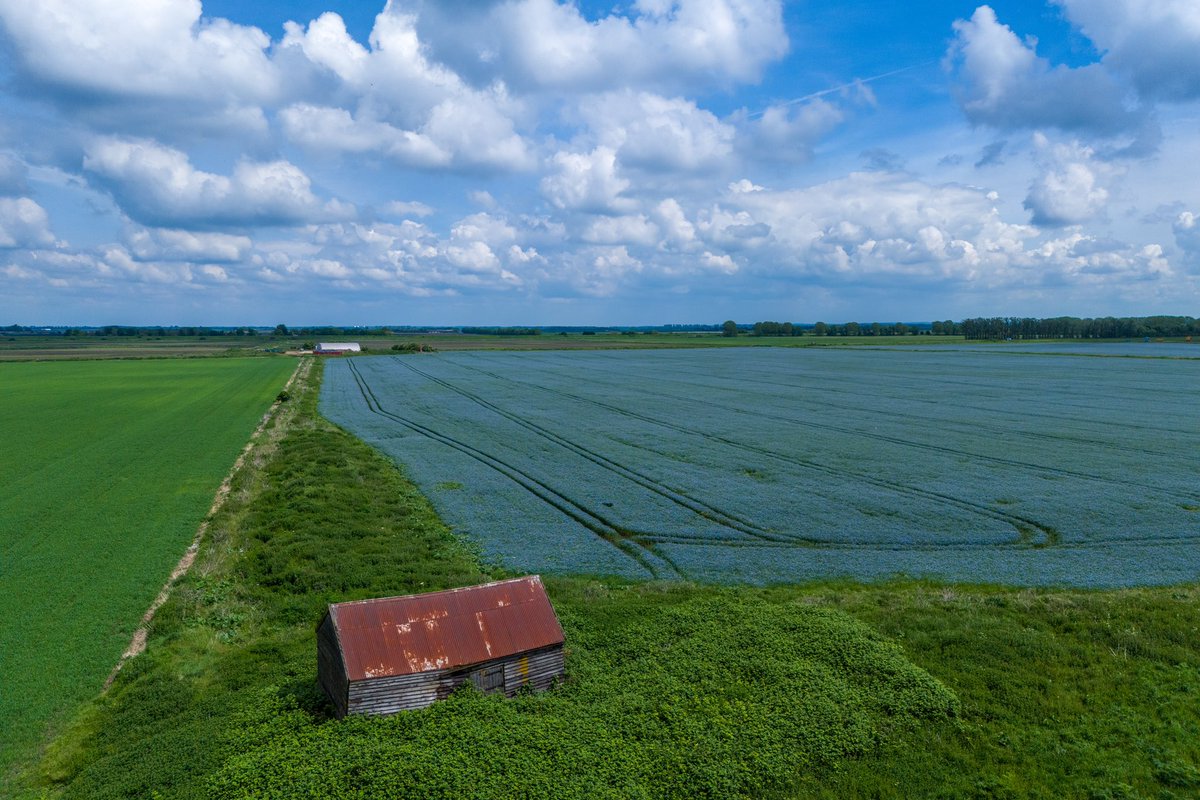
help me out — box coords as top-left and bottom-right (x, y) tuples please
(363, 357), (1064, 552)
(506, 353), (1199, 503)
(390, 357), (798, 545)
(345, 359), (681, 578)
(442, 358), (1063, 549)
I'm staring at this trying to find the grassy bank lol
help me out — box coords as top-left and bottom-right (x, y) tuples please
(23, 360), (1200, 799)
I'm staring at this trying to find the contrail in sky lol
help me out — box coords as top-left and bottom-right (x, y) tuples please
(748, 60), (937, 119)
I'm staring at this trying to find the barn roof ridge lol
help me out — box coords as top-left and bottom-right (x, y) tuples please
(327, 574), (548, 612)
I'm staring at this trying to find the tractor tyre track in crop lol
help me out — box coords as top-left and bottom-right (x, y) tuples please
(386, 356), (797, 545)
(581, 359), (1182, 461)
(345, 360), (683, 578)
(512, 351), (1187, 460)
(448, 359), (1062, 548)
(504, 354), (1197, 503)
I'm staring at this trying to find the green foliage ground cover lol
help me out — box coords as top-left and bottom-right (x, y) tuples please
(29, 358), (1200, 799)
(0, 358), (294, 786)
(797, 584), (1200, 798)
(200, 590), (958, 800)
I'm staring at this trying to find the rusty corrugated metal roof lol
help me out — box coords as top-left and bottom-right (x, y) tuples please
(327, 575), (565, 682)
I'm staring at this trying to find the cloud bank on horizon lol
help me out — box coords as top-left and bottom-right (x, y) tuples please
(0, 0), (1197, 324)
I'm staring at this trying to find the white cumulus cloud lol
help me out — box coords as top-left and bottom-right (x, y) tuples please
(947, 5), (1140, 135)
(126, 228), (252, 262)
(652, 199), (698, 249)
(742, 99), (844, 162)
(0, 197), (55, 248)
(1056, 0), (1200, 102)
(582, 214), (660, 246)
(717, 171), (1038, 282)
(1024, 136), (1117, 226)
(0, 0), (277, 134)
(279, 105), (449, 167)
(279, 7), (532, 172)
(1173, 211), (1200, 268)
(83, 137), (348, 229)
(541, 147), (633, 213)
(578, 91), (735, 173)
(415, 0), (788, 93)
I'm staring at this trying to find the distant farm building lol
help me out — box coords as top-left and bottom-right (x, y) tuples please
(317, 575), (566, 717)
(314, 342), (361, 354)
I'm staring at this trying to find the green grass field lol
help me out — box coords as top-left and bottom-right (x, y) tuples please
(0, 357), (295, 785)
(23, 359), (1199, 799)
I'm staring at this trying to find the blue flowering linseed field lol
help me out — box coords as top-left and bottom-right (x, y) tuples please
(321, 347), (1199, 587)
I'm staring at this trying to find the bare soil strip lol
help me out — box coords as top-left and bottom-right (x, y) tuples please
(104, 358), (308, 689)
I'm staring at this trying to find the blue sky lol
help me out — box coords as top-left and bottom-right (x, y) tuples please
(1, 0), (1198, 325)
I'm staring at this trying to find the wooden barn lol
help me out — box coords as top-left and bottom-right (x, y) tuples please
(316, 575), (566, 717)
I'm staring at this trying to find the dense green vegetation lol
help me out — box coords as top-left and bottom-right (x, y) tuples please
(24, 357), (1200, 799)
(460, 326), (543, 336)
(747, 320), (934, 336)
(0, 358), (295, 787)
(961, 315), (1200, 340)
(825, 584), (1200, 798)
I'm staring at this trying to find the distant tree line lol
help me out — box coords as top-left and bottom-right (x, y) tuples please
(460, 327), (542, 336)
(730, 316), (1200, 339)
(735, 321), (957, 336)
(8, 316), (1197, 341)
(809, 322), (928, 336)
(0, 324), (404, 338)
(78, 326), (263, 337)
(960, 316), (1200, 340)
(278, 325), (394, 336)
(750, 321), (802, 336)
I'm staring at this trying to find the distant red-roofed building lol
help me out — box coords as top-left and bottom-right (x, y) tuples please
(316, 575), (566, 717)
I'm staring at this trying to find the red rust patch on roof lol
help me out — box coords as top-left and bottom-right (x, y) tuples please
(328, 575), (564, 682)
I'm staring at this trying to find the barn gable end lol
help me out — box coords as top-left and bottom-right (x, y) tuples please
(316, 613), (349, 718)
(317, 575), (565, 717)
